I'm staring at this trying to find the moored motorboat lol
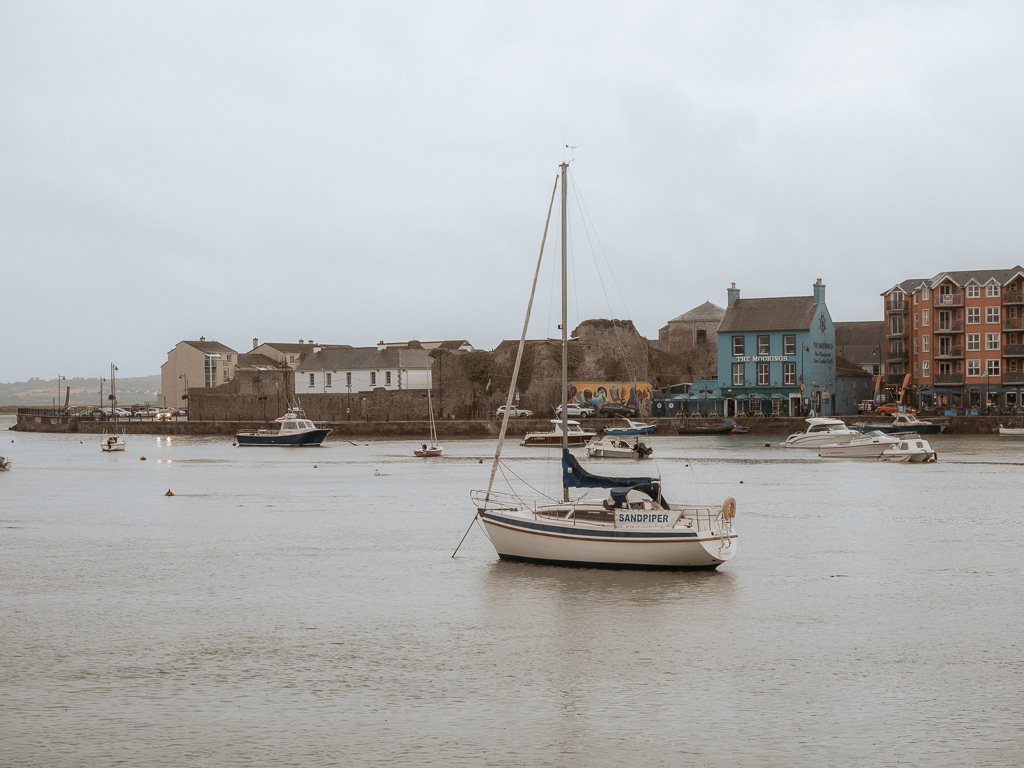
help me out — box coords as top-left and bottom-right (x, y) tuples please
(676, 418), (744, 435)
(998, 424), (1024, 436)
(521, 419), (596, 447)
(0, 456), (11, 471)
(235, 409), (331, 446)
(604, 419), (655, 436)
(818, 430), (901, 459)
(854, 411), (946, 435)
(100, 433), (127, 452)
(781, 417), (860, 448)
(586, 435), (653, 459)
(878, 437), (938, 463)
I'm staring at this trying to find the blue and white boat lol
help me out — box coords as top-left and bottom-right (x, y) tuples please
(463, 161), (737, 570)
(603, 418), (656, 436)
(235, 409), (331, 446)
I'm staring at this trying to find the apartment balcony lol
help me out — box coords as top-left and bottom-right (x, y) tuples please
(1003, 290), (1024, 305)
(1004, 344), (1024, 358)
(934, 346), (964, 360)
(885, 299), (908, 314)
(1004, 372), (1024, 384)
(934, 373), (964, 385)
(1004, 317), (1024, 331)
(935, 321), (963, 334)
(886, 350), (909, 365)
(885, 330), (908, 340)
(934, 293), (964, 308)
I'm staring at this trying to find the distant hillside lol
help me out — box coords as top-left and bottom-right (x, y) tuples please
(0, 375), (161, 407)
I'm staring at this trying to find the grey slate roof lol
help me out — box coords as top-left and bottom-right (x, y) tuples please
(182, 340), (236, 355)
(665, 301), (726, 324)
(930, 266), (1024, 287)
(881, 279), (929, 296)
(236, 353), (281, 370)
(256, 342), (351, 354)
(835, 321), (883, 347)
(296, 347), (431, 371)
(717, 297), (819, 333)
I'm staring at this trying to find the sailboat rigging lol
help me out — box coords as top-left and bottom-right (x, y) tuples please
(459, 162), (738, 569)
(414, 390), (443, 457)
(101, 363), (126, 452)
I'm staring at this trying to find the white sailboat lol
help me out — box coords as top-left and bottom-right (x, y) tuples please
(414, 390), (443, 457)
(101, 363), (127, 452)
(462, 163), (737, 569)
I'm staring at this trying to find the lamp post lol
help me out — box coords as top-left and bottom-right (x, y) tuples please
(99, 378), (105, 412)
(56, 374), (65, 411)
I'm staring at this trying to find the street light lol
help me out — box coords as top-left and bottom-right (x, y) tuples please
(56, 374), (65, 411)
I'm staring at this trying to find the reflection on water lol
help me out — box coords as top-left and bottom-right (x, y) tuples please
(2, 418), (1022, 767)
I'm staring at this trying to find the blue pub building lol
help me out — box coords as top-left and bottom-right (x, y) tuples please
(704, 279), (837, 417)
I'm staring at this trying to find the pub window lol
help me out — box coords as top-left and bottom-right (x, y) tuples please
(732, 336), (744, 356)
(732, 363), (744, 386)
(783, 362), (796, 385)
(757, 363), (769, 386)
(757, 335), (770, 355)
(783, 335), (795, 355)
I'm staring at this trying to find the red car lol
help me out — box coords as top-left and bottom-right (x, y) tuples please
(875, 403), (916, 416)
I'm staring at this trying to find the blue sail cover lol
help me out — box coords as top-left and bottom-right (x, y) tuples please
(562, 450), (670, 510)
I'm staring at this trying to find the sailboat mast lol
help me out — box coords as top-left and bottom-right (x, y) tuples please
(560, 161), (569, 500)
(111, 363), (116, 425)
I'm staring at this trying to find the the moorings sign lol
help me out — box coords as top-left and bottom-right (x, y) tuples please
(733, 355), (791, 363)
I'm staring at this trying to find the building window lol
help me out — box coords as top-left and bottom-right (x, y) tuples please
(914, 338), (919, 354)
(385, 371), (392, 386)
(346, 372), (352, 388)
(757, 363), (769, 386)
(967, 285), (980, 298)
(967, 307), (980, 324)
(922, 361), (930, 378)
(967, 334), (980, 351)
(732, 336), (744, 356)
(988, 359), (1001, 377)
(967, 360), (980, 377)
(309, 373), (315, 387)
(914, 313), (918, 330)
(783, 335), (795, 355)
(987, 307), (1000, 324)
(226, 354), (233, 363)
(783, 362), (796, 385)
(923, 309), (929, 327)
(222, 370), (229, 383)
(204, 357), (217, 388)
(986, 333), (1000, 350)
(914, 362), (918, 376)
(923, 335), (929, 353)
(696, 329), (706, 345)
(939, 362), (951, 375)
(923, 288), (929, 300)
(914, 294), (918, 305)
(326, 373), (332, 388)
(758, 335), (770, 355)
(732, 363), (744, 386)
(370, 372), (376, 386)
(987, 284), (999, 298)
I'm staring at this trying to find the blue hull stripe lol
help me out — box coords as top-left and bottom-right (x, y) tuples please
(481, 511), (705, 540)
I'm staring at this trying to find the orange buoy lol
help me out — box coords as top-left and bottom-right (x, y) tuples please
(140, 456), (147, 460)
(165, 489), (174, 496)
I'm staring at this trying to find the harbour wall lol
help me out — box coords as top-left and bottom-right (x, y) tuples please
(12, 412), (1017, 437)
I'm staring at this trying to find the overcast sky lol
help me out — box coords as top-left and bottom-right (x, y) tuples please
(3, 1), (1024, 381)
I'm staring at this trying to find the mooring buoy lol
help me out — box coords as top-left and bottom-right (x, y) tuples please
(140, 456), (147, 460)
(165, 489), (174, 496)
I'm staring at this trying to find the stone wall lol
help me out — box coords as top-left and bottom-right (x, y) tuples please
(573, 319), (650, 382)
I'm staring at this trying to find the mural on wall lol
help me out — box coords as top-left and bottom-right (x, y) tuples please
(567, 381), (653, 415)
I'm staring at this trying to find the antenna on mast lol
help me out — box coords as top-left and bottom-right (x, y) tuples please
(565, 144), (579, 161)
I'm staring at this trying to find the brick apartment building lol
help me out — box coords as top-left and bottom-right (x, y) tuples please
(881, 266), (1024, 411)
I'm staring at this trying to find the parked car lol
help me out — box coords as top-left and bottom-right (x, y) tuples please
(135, 407), (159, 418)
(112, 408), (131, 419)
(495, 405), (533, 419)
(876, 403), (916, 416)
(598, 403), (637, 418)
(555, 404), (594, 418)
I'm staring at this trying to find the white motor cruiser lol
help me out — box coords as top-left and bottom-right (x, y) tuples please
(781, 417), (861, 449)
(818, 430), (902, 459)
(586, 435), (653, 459)
(878, 437), (938, 463)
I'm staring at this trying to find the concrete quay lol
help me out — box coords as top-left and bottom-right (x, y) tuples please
(11, 412), (1015, 437)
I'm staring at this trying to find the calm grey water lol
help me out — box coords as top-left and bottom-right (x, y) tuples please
(2, 415), (1023, 767)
